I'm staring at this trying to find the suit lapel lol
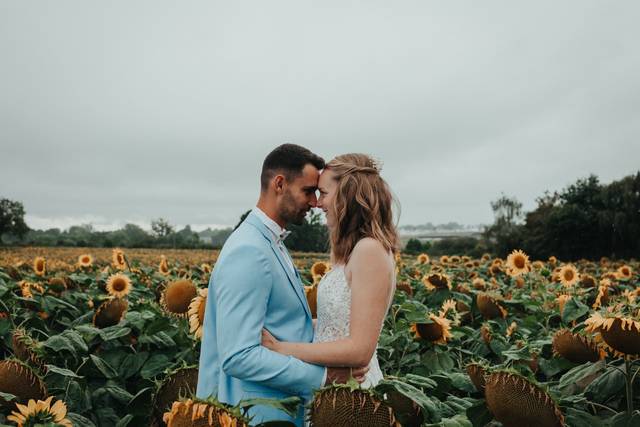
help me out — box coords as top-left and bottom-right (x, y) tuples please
(245, 213), (312, 320)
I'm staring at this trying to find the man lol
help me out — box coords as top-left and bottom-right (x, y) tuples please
(196, 144), (368, 426)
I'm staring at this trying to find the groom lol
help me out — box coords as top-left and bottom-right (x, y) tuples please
(196, 144), (368, 426)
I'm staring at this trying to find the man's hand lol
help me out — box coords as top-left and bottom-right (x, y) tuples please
(325, 366), (369, 385)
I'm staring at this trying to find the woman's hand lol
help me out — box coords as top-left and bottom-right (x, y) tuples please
(261, 328), (280, 351)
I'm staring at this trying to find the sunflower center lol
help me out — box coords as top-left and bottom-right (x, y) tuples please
(564, 270), (574, 281)
(514, 256), (525, 269)
(113, 278), (127, 291)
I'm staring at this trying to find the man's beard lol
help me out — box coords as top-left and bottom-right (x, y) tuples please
(279, 190), (307, 226)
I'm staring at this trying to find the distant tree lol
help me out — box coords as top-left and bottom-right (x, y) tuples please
(483, 194), (524, 257)
(404, 238), (425, 254)
(285, 210), (329, 252)
(151, 218), (174, 237)
(0, 198), (29, 243)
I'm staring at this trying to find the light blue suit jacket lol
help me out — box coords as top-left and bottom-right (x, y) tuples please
(196, 211), (325, 426)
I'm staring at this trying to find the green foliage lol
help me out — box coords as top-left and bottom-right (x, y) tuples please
(486, 172), (640, 260)
(0, 198), (29, 243)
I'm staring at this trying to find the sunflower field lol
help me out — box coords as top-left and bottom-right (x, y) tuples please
(0, 247), (638, 426)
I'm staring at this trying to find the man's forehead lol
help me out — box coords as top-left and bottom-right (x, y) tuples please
(297, 164), (320, 186)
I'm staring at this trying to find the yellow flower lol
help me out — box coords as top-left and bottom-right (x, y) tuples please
(112, 248), (127, 270)
(616, 265), (633, 280)
(188, 288), (208, 340)
(506, 249), (530, 277)
(159, 256), (170, 275)
(105, 273), (132, 298)
(559, 264), (579, 288)
(7, 396), (72, 427)
(78, 254), (93, 268)
(416, 253), (430, 264)
(33, 257), (46, 276)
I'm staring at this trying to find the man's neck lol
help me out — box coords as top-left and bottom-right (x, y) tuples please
(255, 199), (286, 229)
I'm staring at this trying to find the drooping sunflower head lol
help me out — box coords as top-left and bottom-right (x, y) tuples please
(162, 398), (249, 427)
(77, 254), (93, 268)
(584, 311), (640, 357)
(159, 256), (170, 276)
(12, 329), (45, 372)
(422, 273), (451, 291)
(112, 248), (126, 270)
(416, 253), (430, 264)
(0, 359), (47, 408)
(552, 328), (604, 363)
(161, 279), (198, 317)
(33, 257), (46, 276)
(188, 288), (208, 340)
(411, 313), (452, 345)
(93, 298), (128, 328)
(153, 366), (200, 423)
(506, 249), (530, 277)
(105, 273), (132, 298)
(7, 396), (72, 427)
(476, 292), (508, 319)
(558, 264), (579, 288)
(484, 371), (564, 427)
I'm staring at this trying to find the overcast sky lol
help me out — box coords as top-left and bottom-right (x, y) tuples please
(1, 1), (639, 231)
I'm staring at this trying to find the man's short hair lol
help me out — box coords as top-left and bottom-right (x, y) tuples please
(260, 144), (325, 191)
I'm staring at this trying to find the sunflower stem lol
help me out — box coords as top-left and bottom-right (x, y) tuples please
(625, 358), (633, 416)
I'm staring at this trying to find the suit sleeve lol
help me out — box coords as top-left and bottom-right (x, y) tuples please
(215, 244), (325, 398)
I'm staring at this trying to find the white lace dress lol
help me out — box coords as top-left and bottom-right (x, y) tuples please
(313, 264), (394, 388)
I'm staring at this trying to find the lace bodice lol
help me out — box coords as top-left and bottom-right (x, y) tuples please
(313, 264), (394, 388)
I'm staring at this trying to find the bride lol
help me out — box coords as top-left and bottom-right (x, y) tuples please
(261, 153), (398, 388)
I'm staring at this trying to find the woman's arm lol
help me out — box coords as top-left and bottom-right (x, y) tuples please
(262, 238), (394, 368)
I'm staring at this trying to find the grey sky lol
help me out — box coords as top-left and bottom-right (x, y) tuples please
(1, 1), (639, 231)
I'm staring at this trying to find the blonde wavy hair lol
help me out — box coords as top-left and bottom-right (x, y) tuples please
(324, 153), (400, 264)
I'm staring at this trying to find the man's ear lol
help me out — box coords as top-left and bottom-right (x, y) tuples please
(273, 174), (286, 194)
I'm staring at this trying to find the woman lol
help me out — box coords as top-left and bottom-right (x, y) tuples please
(261, 153), (398, 388)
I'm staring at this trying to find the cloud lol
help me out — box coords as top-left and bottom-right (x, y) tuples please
(1, 1), (639, 230)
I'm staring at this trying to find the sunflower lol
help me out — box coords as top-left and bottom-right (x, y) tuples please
(556, 294), (571, 316)
(472, 277), (486, 290)
(7, 396), (72, 427)
(200, 263), (212, 274)
(421, 273), (451, 290)
(548, 256), (558, 267)
(163, 398), (249, 427)
(112, 248), (126, 270)
(585, 311), (640, 357)
(616, 265), (633, 280)
(410, 314), (452, 345)
(439, 255), (450, 264)
(161, 279), (198, 317)
(105, 273), (132, 298)
(506, 249), (530, 277)
(558, 264), (579, 288)
(188, 288), (208, 340)
(506, 321), (518, 338)
(311, 261), (330, 279)
(159, 256), (170, 275)
(410, 299), (456, 344)
(33, 257), (46, 276)
(416, 253), (429, 264)
(77, 254), (93, 268)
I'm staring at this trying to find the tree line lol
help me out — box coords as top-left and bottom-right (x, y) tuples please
(2, 171), (638, 258)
